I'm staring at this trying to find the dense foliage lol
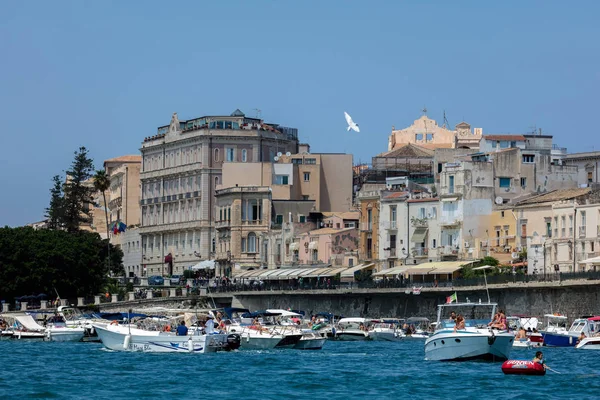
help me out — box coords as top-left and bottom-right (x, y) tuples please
(0, 227), (124, 302)
(63, 147), (95, 233)
(45, 175), (65, 230)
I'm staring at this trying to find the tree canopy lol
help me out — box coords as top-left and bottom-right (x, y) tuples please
(0, 227), (124, 302)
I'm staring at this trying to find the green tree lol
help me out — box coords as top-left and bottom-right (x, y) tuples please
(63, 147), (95, 233)
(93, 169), (111, 269)
(0, 227), (123, 302)
(45, 175), (65, 230)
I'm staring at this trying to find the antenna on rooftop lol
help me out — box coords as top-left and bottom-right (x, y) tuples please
(253, 108), (262, 119)
(442, 110), (450, 128)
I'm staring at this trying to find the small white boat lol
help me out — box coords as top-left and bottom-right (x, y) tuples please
(575, 318), (600, 349)
(222, 308), (298, 350)
(424, 302), (514, 361)
(507, 316), (543, 348)
(335, 318), (371, 341)
(370, 319), (405, 341)
(14, 314), (84, 342)
(93, 322), (240, 353)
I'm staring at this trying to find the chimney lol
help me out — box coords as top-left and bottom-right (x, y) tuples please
(299, 143), (310, 154)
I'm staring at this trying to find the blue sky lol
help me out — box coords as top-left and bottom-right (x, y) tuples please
(1, 1), (599, 226)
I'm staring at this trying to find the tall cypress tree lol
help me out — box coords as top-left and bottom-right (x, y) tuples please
(63, 147), (95, 233)
(45, 175), (65, 229)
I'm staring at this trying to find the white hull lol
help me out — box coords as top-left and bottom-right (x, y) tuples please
(47, 327), (85, 342)
(294, 336), (327, 350)
(425, 330), (513, 361)
(12, 331), (46, 340)
(405, 333), (429, 339)
(227, 326), (283, 350)
(94, 324), (224, 353)
(370, 330), (403, 341)
(336, 330), (370, 341)
(576, 337), (600, 350)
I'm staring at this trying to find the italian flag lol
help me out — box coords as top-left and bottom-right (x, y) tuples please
(446, 292), (457, 304)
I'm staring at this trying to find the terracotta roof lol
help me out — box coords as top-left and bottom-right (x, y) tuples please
(515, 188), (591, 206)
(407, 198), (438, 203)
(304, 227), (356, 236)
(383, 191), (410, 200)
(417, 143), (454, 150)
(104, 155), (142, 164)
(378, 143), (434, 158)
(322, 211), (360, 220)
(483, 135), (526, 141)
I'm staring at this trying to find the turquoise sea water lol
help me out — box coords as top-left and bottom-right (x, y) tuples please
(1, 339), (599, 399)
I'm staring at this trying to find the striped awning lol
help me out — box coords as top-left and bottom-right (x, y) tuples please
(340, 263), (375, 282)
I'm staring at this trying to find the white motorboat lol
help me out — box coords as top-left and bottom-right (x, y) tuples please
(335, 318), (371, 341)
(58, 306), (99, 342)
(404, 317), (431, 339)
(222, 308), (296, 350)
(265, 309), (326, 350)
(575, 318), (600, 349)
(424, 302), (514, 361)
(93, 322), (240, 353)
(370, 319), (405, 341)
(14, 314), (84, 342)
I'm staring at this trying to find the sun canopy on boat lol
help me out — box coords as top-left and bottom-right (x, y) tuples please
(242, 311), (281, 318)
(15, 315), (45, 331)
(266, 309), (303, 317)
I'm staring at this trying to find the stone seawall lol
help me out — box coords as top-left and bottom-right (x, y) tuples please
(231, 281), (600, 321)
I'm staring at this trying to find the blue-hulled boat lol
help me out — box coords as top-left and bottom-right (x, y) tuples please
(543, 316), (600, 347)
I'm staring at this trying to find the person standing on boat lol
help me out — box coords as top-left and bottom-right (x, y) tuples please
(205, 315), (215, 334)
(448, 311), (457, 322)
(176, 320), (188, 336)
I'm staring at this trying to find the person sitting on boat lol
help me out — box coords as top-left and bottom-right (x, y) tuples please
(577, 332), (586, 344)
(176, 320), (188, 336)
(515, 327), (527, 341)
(490, 310), (507, 330)
(532, 351), (546, 369)
(454, 315), (465, 332)
(205, 315), (215, 334)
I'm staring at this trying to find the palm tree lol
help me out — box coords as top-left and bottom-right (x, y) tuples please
(93, 169), (111, 269)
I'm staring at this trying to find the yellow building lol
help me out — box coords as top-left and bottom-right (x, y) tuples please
(357, 185), (383, 269)
(485, 208), (518, 264)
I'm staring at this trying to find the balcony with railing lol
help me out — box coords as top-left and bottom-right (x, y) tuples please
(386, 248), (397, 258)
(360, 222), (373, 232)
(215, 220), (231, 229)
(411, 217), (428, 228)
(411, 247), (428, 257)
(579, 226), (587, 238)
(381, 221), (397, 230)
(439, 246), (459, 256)
(439, 215), (461, 226)
(242, 219), (265, 226)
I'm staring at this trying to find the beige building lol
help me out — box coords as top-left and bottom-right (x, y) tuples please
(388, 115), (482, 151)
(139, 110), (298, 276)
(104, 155), (143, 277)
(104, 155), (142, 228)
(221, 150), (353, 213)
(214, 186), (272, 275)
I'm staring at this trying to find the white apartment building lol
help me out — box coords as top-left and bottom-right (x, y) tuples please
(139, 110), (298, 276)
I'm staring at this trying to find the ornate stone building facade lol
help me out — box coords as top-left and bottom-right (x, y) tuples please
(387, 115), (482, 151)
(139, 110), (298, 276)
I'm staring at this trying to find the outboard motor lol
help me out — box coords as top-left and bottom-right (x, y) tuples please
(224, 334), (241, 351)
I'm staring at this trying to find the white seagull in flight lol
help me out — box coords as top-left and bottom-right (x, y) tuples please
(344, 111), (360, 132)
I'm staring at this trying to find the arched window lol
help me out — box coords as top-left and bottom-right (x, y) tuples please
(215, 176), (219, 187)
(248, 232), (257, 253)
(214, 148), (220, 162)
(242, 149), (247, 162)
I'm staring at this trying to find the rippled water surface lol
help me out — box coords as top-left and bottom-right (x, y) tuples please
(1, 339), (598, 399)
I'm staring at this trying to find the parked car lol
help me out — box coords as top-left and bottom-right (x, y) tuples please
(170, 275), (183, 285)
(148, 276), (164, 285)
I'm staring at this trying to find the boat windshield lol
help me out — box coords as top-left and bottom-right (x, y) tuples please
(569, 320), (587, 333)
(436, 303), (496, 330)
